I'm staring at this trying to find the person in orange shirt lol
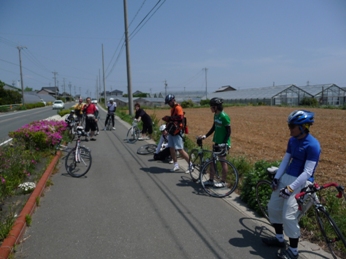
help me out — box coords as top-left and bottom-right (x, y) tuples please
(162, 94), (192, 172)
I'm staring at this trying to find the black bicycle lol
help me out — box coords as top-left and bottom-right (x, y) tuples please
(64, 127), (92, 178)
(255, 166), (278, 220)
(188, 138), (212, 182)
(137, 144), (157, 155)
(105, 113), (114, 131)
(188, 138), (239, 198)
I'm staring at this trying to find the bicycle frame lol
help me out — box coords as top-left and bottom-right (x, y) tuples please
(295, 182), (346, 258)
(74, 136), (81, 163)
(206, 144), (229, 179)
(126, 120), (141, 143)
(64, 128), (92, 178)
(194, 140), (212, 168)
(198, 143), (239, 198)
(295, 182), (345, 220)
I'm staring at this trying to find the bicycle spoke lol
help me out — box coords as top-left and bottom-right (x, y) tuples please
(65, 147), (92, 177)
(127, 127), (139, 143)
(315, 207), (346, 258)
(137, 144), (157, 155)
(188, 149), (202, 182)
(200, 159), (238, 198)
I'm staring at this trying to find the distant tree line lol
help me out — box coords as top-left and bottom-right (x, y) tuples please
(0, 80), (22, 105)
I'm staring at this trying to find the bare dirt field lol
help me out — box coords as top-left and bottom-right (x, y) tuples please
(148, 106), (346, 186)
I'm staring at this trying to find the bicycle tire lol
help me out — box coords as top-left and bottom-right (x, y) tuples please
(200, 159), (239, 198)
(65, 146), (92, 178)
(256, 180), (272, 221)
(79, 116), (85, 128)
(106, 118), (112, 130)
(68, 127), (75, 142)
(188, 149), (202, 182)
(137, 144), (157, 155)
(127, 126), (140, 143)
(315, 207), (346, 258)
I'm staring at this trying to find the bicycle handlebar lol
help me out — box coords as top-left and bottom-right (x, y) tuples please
(295, 182), (345, 206)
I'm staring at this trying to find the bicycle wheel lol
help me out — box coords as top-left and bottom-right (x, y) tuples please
(65, 146), (92, 178)
(256, 180), (272, 221)
(68, 127), (75, 142)
(200, 159), (239, 198)
(137, 144), (157, 155)
(106, 119), (112, 130)
(127, 126), (140, 143)
(315, 207), (346, 258)
(188, 149), (202, 182)
(80, 116), (85, 128)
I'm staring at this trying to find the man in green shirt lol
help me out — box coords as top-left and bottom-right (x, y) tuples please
(199, 97), (231, 187)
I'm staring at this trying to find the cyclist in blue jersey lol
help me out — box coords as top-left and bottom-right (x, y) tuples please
(262, 110), (321, 259)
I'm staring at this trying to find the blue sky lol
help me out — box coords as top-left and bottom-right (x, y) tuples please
(1, 0), (345, 98)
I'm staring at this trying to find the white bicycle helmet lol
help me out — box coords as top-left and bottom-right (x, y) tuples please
(109, 98), (114, 102)
(159, 124), (166, 132)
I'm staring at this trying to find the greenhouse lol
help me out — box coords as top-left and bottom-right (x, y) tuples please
(206, 83), (346, 107)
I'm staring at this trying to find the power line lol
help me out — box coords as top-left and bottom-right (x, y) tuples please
(130, 0), (166, 40)
(172, 69), (204, 89)
(105, 0), (147, 74)
(22, 49), (52, 74)
(105, 0), (167, 78)
(0, 36), (19, 48)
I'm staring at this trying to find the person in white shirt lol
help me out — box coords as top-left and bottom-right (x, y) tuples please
(104, 98), (117, 130)
(153, 124), (172, 163)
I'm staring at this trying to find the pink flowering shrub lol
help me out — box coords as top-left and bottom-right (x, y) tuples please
(0, 120), (68, 200)
(9, 120), (68, 149)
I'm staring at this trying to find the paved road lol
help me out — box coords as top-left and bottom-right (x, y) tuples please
(0, 103), (75, 143)
(13, 108), (334, 259)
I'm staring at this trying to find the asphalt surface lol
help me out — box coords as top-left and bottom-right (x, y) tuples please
(13, 108), (336, 259)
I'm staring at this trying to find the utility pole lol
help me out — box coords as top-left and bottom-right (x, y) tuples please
(123, 0), (134, 115)
(204, 68), (208, 99)
(17, 46), (26, 105)
(99, 69), (102, 102)
(102, 44), (106, 107)
(164, 80), (167, 96)
(52, 71), (58, 99)
(95, 76), (98, 101)
(68, 82), (72, 101)
(63, 78), (66, 100)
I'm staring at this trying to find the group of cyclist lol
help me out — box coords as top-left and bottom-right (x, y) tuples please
(67, 97), (118, 141)
(156, 94), (320, 259)
(68, 97), (98, 141)
(69, 92), (320, 259)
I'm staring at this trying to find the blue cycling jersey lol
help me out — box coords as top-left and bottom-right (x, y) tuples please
(285, 133), (321, 182)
